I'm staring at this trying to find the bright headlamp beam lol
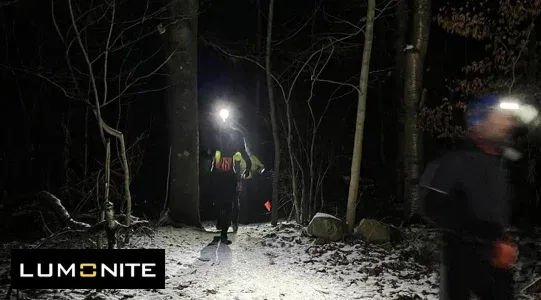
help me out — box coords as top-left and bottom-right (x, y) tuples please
(499, 102), (520, 110)
(219, 109), (229, 122)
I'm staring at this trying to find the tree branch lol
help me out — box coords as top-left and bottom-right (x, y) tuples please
(102, 0), (116, 105)
(68, 0), (106, 144)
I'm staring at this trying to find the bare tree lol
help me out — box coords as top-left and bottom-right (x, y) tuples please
(282, 34), (335, 225)
(264, 0), (280, 226)
(394, 0), (408, 202)
(255, 0), (263, 115)
(164, 0), (201, 227)
(3, 0), (184, 247)
(345, 0), (376, 233)
(403, 0), (431, 219)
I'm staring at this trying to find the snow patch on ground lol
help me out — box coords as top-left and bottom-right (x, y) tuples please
(1, 222), (540, 299)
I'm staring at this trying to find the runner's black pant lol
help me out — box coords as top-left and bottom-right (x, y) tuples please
(232, 187), (241, 226)
(213, 171), (237, 236)
(440, 235), (514, 300)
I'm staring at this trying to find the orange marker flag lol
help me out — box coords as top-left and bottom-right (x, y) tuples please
(264, 200), (271, 212)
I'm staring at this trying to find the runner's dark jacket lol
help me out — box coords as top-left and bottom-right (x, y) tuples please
(419, 137), (512, 243)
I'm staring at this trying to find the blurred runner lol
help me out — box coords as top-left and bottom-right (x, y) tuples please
(417, 95), (538, 300)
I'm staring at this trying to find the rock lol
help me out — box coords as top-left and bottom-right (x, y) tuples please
(306, 213), (345, 242)
(355, 218), (391, 244)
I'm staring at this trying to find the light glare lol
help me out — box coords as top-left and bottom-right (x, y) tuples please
(219, 109), (229, 122)
(499, 102), (520, 110)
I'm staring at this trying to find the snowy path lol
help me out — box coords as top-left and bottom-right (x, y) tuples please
(127, 222), (440, 300)
(1, 222), (442, 300)
(2, 221), (540, 299)
(168, 228), (344, 299)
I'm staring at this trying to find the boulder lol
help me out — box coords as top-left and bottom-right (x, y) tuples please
(306, 213), (345, 242)
(355, 218), (391, 244)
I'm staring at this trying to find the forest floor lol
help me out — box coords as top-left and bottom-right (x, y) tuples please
(1, 221), (540, 300)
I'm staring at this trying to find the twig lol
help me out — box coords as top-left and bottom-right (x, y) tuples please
(161, 145), (172, 218)
(102, 0), (116, 106)
(509, 17), (538, 93)
(102, 50), (178, 108)
(0, 0), (21, 7)
(522, 276), (541, 295)
(0, 64), (76, 100)
(34, 229), (88, 249)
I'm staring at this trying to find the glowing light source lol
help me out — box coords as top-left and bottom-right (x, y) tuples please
(499, 102), (520, 110)
(499, 98), (520, 110)
(219, 109), (230, 122)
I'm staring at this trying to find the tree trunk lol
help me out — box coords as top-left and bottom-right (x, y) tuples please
(307, 0), (318, 224)
(345, 0), (376, 233)
(165, 0), (201, 227)
(265, 0), (280, 226)
(377, 80), (385, 167)
(84, 106), (89, 180)
(255, 0), (262, 115)
(285, 100), (299, 224)
(251, 0), (262, 160)
(394, 0), (408, 203)
(298, 159), (305, 223)
(403, 0), (430, 219)
(103, 139), (112, 247)
(100, 120), (133, 243)
(307, 131), (315, 224)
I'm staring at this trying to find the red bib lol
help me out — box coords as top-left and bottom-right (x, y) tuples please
(215, 157), (233, 172)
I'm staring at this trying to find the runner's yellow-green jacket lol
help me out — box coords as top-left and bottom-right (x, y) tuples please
(214, 150), (264, 179)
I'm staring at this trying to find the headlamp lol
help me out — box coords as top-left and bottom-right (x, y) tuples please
(219, 109), (230, 123)
(498, 101), (520, 110)
(499, 96), (541, 160)
(493, 96), (539, 126)
(467, 95), (541, 161)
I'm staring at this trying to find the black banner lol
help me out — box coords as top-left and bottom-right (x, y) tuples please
(11, 249), (165, 289)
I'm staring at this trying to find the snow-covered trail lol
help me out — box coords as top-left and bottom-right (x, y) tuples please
(134, 222), (439, 300)
(168, 226), (344, 299)
(1, 222), (441, 300)
(2, 221), (540, 299)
